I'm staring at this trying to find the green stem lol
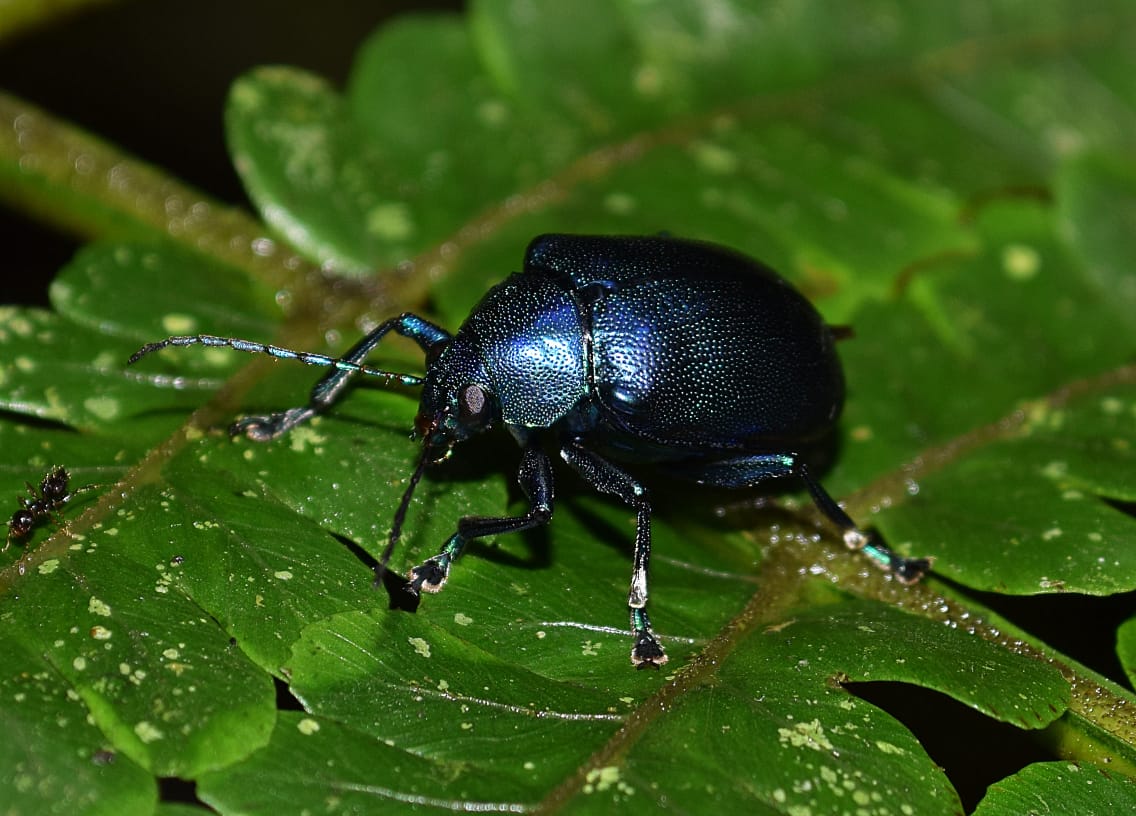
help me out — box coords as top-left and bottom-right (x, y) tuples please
(0, 0), (119, 41)
(0, 90), (312, 293)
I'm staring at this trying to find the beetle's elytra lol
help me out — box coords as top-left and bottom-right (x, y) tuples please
(129, 234), (931, 667)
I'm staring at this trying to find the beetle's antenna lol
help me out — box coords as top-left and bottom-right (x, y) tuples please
(128, 335), (424, 388)
(375, 448), (429, 584)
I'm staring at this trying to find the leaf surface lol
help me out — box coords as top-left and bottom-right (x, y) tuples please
(3, 1), (1136, 813)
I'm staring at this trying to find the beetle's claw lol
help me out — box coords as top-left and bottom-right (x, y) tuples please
(230, 415), (275, 441)
(231, 407), (312, 442)
(894, 556), (934, 585)
(409, 555), (451, 593)
(631, 632), (668, 668)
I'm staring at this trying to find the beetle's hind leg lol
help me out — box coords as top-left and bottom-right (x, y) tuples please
(560, 442), (667, 668)
(690, 454), (931, 584)
(796, 462), (931, 583)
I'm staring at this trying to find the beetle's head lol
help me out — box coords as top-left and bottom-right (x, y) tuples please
(414, 382), (494, 464)
(376, 336), (496, 584)
(414, 336), (497, 465)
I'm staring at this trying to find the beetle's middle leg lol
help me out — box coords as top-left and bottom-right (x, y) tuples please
(689, 453), (931, 583)
(408, 444), (554, 594)
(560, 442), (667, 668)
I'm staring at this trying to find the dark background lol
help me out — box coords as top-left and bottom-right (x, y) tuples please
(0, 0), (462, 306)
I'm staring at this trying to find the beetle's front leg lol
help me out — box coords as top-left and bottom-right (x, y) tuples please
(408, 444), (554, 594)
(560, 442), (666, 668)
(233, 313), (450, 441)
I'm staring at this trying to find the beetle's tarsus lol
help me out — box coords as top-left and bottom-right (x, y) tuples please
(409, 554), (452, 593)
(854, 531), (933, 584)
(230, 417), (274, 441)
(631, 633), (668, 668)
(893, 557), (934, 584)
(630, 608), (668, 667)
(231, 407), (315, 442)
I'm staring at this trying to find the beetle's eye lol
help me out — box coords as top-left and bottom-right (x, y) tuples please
(458, 384), (490, 426)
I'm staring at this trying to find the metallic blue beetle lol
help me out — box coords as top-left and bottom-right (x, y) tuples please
(130, 234), (929, 667)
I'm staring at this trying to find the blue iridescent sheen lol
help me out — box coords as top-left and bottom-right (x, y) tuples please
(129, 234), (931, 668)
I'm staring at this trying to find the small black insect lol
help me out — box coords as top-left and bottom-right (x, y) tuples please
(5, 466), (95, 551)
(129, 234), (931, 666)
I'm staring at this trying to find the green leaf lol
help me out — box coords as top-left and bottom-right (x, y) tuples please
(199, 603), (1067, 813)
(0, 241), (279, 429)
(3, 543), (276, 778)
(4, 1), (1136, 813)
(974, 761), (1136, 815)
(1057, 150), (1136, 318)
(2, 627), (156, 816)
(1117, 617), (1136, 689)
(874, 372), (1136, 594)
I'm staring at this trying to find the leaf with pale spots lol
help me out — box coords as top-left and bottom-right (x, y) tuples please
(973, 762), (1136, 815)
(3, 1), (1136, 815)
